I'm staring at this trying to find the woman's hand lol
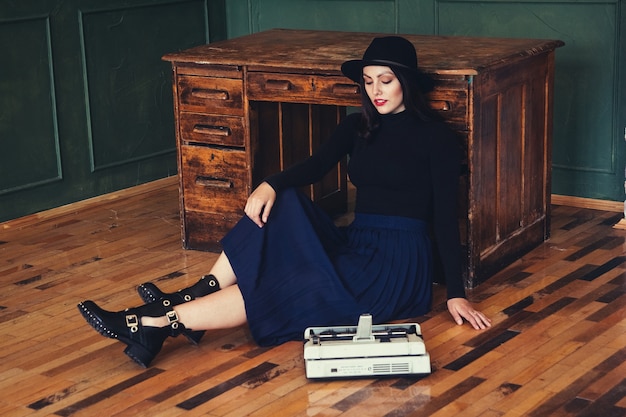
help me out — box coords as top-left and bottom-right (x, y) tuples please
(244, 182), (277, 227)
(447, 298), (492, 330)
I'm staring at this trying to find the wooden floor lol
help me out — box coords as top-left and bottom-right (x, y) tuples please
(1, 177), (625, 417)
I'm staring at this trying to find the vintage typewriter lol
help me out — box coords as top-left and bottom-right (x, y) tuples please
(303, 314), (431, 379)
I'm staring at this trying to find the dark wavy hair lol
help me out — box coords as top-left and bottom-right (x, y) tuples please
(357, 66), (441, 140)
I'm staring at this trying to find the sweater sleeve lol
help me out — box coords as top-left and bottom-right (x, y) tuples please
(429, 125), (467, 300)
(264, 114), (357, 192)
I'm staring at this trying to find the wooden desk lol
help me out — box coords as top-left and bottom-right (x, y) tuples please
(163, 29), (563, 288)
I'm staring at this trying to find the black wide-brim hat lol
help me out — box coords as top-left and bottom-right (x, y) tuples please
(341, 36), (435, 92)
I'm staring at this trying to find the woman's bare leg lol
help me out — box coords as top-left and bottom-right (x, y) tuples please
(177, 285), (246, 329)
(207, 252), (237, 288)
(142, 284), (247, 330)
(140, 252), (244, 330)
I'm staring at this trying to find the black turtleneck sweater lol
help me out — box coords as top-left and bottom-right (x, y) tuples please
(265, 110), (465, 300)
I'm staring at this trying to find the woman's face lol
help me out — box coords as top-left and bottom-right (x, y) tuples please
(362, 65), (405, 115)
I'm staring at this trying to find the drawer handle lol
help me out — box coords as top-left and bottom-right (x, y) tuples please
(195, 176), (233, 189)
(191, 88), (230, 100)
(332, 83), (360, 95)
(193, 125), (232, 136)
(264, 79), (292, 90)
(429, 100), (451, 111)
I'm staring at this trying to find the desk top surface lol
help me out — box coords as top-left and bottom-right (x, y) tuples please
(163, 29), (564, 75)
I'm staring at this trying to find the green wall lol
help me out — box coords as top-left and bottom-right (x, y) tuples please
(1, 0), (624, 222)
(0, 0), (224, 222)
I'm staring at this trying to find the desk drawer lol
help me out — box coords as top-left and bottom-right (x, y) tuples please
(181, 145), (249, 213)
(428, 86), (469, 131)
(178, 75), (244, 115)
(247, 72), (361, 105)
(247, 72), (468, 128)
(180, 113), (245, 147)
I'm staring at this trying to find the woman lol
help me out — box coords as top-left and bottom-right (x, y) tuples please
(78, 36), (491, 368)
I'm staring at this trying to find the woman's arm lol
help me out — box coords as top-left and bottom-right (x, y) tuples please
(447, 298), (492, 329)
(244, 182), (276, 228)
(429, 125), (491, 329)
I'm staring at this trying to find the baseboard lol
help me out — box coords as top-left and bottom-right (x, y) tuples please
(1, 176), (179, 230)
(551, 194), (623, 213)
(3, 182), (623, 231)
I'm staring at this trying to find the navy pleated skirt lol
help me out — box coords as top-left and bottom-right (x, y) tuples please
(221, 188), (433, 346)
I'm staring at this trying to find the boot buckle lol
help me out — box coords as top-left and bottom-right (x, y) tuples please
(126, 314), (139, 333)
(166, 310), (180, 330)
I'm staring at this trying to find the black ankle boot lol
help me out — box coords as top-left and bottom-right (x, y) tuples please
(137, 274), (220, 345)
(77, 297), (186, 368)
